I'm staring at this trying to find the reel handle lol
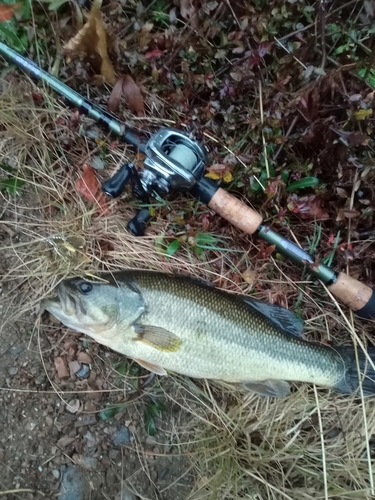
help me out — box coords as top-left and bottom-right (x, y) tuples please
(194, 179), (375, 319)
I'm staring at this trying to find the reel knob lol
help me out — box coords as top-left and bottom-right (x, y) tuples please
(127, 208), (152, 236)
(102, 163), (135, 198)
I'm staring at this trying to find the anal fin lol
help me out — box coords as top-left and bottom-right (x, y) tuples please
(134, 358), (168, 376)
(242, 379), (291, 398)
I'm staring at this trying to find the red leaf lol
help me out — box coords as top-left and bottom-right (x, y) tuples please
(107, 75), (145, 116)
(145, 49), (163, 59)
(0, 3), (19, 21)
(287, 194), (329, 220)
(75, 163), (108, 214)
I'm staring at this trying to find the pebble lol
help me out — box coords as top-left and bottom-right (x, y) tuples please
(116, 485), (138, 500)
(52, 469), (60, 479)
(90, 156), (105, 170)
(8, 366), (18, 376)
(108, 449), (119, 460)
(8, 346), (24, 356)
(59, 465), (89, 500)
(113, 427), (133, 446)
(76, 363), (90, 379)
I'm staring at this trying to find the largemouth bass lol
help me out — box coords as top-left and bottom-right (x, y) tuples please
(41, 271), (375, 397)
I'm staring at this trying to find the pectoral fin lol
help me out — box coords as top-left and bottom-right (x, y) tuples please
(242, 379), (291, 398)
(133, 324), (182, 352)
(134, 358), (168, 376)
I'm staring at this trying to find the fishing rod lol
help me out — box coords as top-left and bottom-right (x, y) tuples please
(1, 41), (374, 319)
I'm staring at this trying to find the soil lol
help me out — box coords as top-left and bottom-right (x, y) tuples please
(0, 199), (194, 500)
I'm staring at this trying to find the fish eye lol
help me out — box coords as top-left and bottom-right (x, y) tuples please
(79, 282), (93, 294)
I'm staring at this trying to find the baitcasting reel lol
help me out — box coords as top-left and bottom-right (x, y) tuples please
(102, 128), (209, 236)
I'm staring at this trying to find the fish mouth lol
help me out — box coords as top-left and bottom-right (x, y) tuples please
(41, 283), (80, 319)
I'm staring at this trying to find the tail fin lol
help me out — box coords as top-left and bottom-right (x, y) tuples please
(334, 346), (375, 396)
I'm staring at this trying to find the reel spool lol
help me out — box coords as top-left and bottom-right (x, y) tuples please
(102, 128), (208, 235)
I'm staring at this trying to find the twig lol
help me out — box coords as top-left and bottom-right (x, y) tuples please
(319, 0), (327, 70)
(273, 116), (298, 162)
(258, 80), (270, 180)
(0, 490), (45, 497)
(313, 385), (328, 500)
(279, 0), (359, 42)
(273, 37), (307, 69)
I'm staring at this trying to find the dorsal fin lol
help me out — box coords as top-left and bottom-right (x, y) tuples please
(239, 296), (304, 338)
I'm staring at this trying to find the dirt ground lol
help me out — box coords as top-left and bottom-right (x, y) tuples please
(0, 199), (195, 500)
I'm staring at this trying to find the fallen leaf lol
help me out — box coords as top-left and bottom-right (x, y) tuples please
(354, 109), (372, 120)
(0, 3), (20, 21)
(180, 0), (199, 29)
(343, 209), (360, 219)
(336, 187), (348, 198)
(54, 356), (69, 379)
(242, 268), (257, 285)
(205, 163), (233, 183)
(287, 194), (329, 220)
(145, 49), (163, 59)
(107, 75), (145, 116)
(77, 351), (92, 364)
(256, 243), (276, 260)
(63, 0), (116, 85)
(75, 163), (108, 214)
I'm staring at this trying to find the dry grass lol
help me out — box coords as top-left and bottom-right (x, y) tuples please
(1, 76), (375, 500)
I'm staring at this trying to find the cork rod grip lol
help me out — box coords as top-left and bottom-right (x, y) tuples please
(328, 272), (373, 312)
(207, 188), (263, 235)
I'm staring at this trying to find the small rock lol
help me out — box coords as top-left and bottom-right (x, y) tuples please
(8, 346), (24, 356)
(101, 455), (111, 469)
(52, 469), (60, 479)
(59, 465), (89, 500)
(84, 431), (96, 449)
(84, 401), (96, 412)
(108, 449), (119, 460)
(90, 156), (105, 170)
(77, 352), (92, 364)
(69, 360), (81, 376)
(66, 399), (80, 414)
(54, 356), (69, 379)
(76, 364), (90, 379)
(57, 436), (76, 448)
(8, 366), (18, 376)
(115, 485), (138, 500)
(73, 454), (97, 471)
(113, 427), (133, 446)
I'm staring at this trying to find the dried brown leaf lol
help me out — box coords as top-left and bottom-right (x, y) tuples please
(75, 163), (109, 214)
(63, 0), (116, 85)
(180, 0), (199, 29)
(241, 268), (257, 285)
(287, 195), (329, 220)
(343, 209), (360, 219)
(108, 75), (145, 116)
(0, 3), (21, 21)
